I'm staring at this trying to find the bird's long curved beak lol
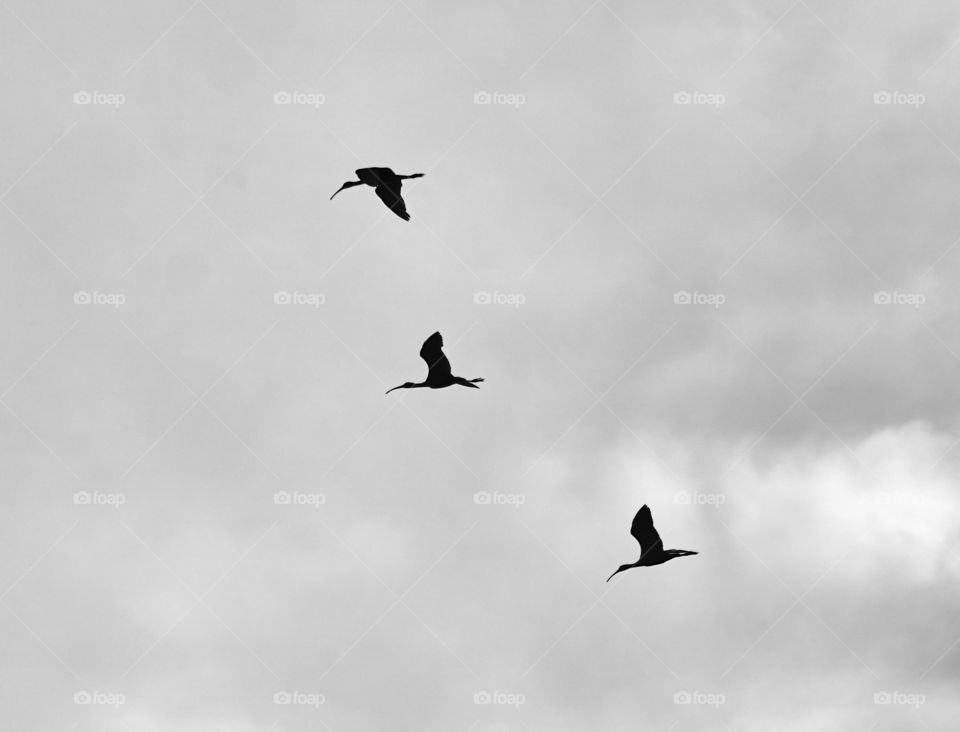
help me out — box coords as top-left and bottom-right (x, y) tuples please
(330, 184), (348, 200)
(606, 568), (622, 583)
(385, 384), (403, 394)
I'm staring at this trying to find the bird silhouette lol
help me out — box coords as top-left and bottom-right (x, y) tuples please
(606, 505), (697, 582)
(386, 332), (484, 394)
(330, 167), (424, 221)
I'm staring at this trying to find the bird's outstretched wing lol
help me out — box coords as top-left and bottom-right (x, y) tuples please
(630, 505), (663, 555)
(420, 331), (451, 381)
(375, 181), (410, 221)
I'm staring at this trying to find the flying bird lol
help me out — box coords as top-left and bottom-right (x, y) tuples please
(606, 504), (697, 582)
(330, 167), (424, 221)
(386, 332), (484, 394)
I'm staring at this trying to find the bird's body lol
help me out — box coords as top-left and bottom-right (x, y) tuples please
(330, 167), (424, 221)
(606, 505), (697, 582)
(386, 332), (484, 394)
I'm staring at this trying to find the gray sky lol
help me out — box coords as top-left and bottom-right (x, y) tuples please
(2, 1), (959, 730)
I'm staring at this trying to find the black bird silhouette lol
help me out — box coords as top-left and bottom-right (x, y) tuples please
(386, 332), (484, 394)
(330, 167), (424, 221)
(606, 505), (697, 582)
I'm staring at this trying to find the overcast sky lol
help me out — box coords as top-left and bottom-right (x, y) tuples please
(2, 1), (960, 730)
